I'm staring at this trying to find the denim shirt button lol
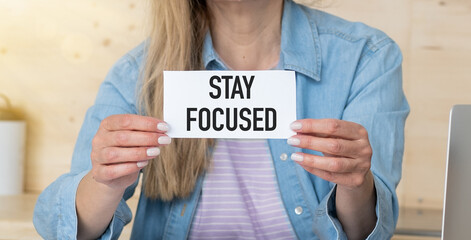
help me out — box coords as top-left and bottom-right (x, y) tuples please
(280, 153), (288, 161)
(295, 206), (303, 215)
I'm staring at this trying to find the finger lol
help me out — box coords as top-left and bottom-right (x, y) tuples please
(287, 135), (361, 158)
(106, 131), (171, 147)
(101, 114), (169, 133)
(99, 147), (160, 164)
(290, 119), (366, 140)
(290, 152), (356, 173)
(97, 161), (149, 182)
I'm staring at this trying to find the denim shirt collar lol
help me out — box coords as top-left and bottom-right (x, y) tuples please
(202, 0), (322, 81)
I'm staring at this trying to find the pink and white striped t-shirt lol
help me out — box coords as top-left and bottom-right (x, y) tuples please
(188, 139), (296, 240)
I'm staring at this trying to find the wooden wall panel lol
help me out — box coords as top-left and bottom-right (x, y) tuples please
(0, 0), (148, 192)
(403, 0), (471, 209)
(1, 0), (469, 210)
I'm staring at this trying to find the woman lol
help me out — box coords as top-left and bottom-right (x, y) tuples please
(34, 0), (409, 239)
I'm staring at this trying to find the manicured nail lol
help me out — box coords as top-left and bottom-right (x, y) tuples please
(157, 123), (169, 132)
(291, 153), (304, 162)
(287, 137), (300, 146)
(290, 121), (302, 130)
(158, 136), (172, 145)
(146, 147), (160, 157)
(137, 160), (149, 168)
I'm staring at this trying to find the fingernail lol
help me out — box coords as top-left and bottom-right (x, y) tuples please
(290, 121), (302, 130)
(146, 147), (160, 157)
(291, 153), (304, 162)
(157, 123), (169, 132)
(158, 136), (172, 145)
(287, 137), (300, 146)
(137, 160), (149, 168)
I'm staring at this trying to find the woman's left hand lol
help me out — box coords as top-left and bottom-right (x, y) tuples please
(287, 118), (373, 190)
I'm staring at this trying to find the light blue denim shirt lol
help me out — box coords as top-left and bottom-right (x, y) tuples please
(33, 0), (409, 239)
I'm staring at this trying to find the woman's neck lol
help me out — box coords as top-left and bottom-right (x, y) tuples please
(207, 0), (283, 70)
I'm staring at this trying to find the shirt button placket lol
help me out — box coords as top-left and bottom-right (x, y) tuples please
(280, 153), (288, 161)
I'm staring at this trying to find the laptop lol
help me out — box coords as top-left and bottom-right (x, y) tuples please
(441, 105), (471, 240)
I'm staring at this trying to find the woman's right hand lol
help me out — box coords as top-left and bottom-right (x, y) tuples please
(77, 114), (170, 239)
(90, 114), (171, 190)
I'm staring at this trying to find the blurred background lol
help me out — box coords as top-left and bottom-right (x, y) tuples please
(0, 0), (470, 239)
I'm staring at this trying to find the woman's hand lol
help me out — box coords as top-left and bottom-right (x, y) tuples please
(287, 118), (372, 190)
(76, 114), (171, 240)
(90, 114), (171, 190)
(287, 118), (377, 240)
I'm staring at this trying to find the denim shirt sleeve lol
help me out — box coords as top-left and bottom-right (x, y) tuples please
(313, 42), (409, 239)
(33, 56), (140, 240)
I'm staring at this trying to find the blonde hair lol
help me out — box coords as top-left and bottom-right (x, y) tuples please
(140, 0), (214, 201)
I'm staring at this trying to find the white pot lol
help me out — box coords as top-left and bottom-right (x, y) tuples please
(0, 121), (26, 195)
